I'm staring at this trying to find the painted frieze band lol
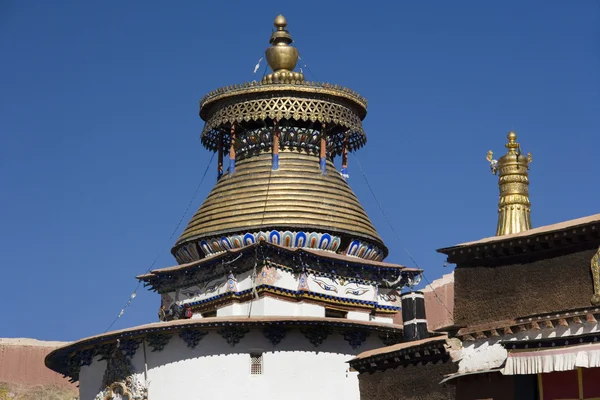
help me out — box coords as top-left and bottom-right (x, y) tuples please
(174, 230), (385, 264)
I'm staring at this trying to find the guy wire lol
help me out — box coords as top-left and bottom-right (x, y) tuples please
(350, 152), (454, 320)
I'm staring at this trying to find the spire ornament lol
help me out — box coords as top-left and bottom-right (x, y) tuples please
(263, 15), (304, 84)
(173, 15), (385, 264)
(487, 132), (532, 236)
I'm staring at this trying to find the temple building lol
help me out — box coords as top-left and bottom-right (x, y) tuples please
(351, 133), (600, 400)
(45, 16), (426, 400)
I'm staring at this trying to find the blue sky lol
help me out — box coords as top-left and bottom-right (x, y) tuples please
(1, 1), (598, 341)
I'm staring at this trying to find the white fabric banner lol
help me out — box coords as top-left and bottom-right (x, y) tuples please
(503, 343), (600, 375)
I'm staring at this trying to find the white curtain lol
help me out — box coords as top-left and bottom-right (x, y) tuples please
(503, 343), (600, 375)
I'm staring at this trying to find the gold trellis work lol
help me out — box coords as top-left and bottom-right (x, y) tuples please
(197, 15), (369, 156)
(200, 89), (367, 155)
(591, 246), (600, 306)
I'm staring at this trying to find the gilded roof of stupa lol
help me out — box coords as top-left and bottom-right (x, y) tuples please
(172, 15), (387, 263)
(175, 152), (384, 247)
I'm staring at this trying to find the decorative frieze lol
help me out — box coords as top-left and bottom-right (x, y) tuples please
(301, 326), (331, 347)
(67, 347), (97, 379)
(119, 339), (142, 359)
(179, 329), (208, 349)
(180, 284), (400, 315)
(504, 332), (600, 350)
(94, 346), (147, 400)
(343, 331), (369, 349)
(218, 326), (250, 346)
(459, 307), (600, 340)
(257, 265), (282, 286)
(226, 273), (238, 293)
(345, 239), (385, 261)
(176, 230), (347, 262)
(349, 337), (450, 374)
(49, 319), (404, 381)
(146, 333), (171, 352)
(144, 242), (420, 295)
(379, 333), (403, 346)
(263, 325), (287, 346)
(78, 348), (94, 367)
(96, 343), (117, 361)
(199, 93), (367, 155)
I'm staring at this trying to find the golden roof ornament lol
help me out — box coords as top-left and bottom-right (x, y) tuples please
(263, 15), (304, 84)
(487, 131), (533, 236)
(171, 15), (387, 264)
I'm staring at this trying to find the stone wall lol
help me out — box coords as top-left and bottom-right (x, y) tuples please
(357, 360), (457, 400)
(454, 244), (597, 327)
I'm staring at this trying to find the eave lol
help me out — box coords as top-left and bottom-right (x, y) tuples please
(437, 214), (600, 265)
(45, 316), (404, 382)
(348, 334), (449, 374)
(139, 241), (421, 292)
(457, 306), (600, 341)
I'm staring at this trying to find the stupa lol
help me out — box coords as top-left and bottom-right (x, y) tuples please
(46, 16), (422, 400)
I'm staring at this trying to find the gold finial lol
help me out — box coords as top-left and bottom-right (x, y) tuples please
(505, 131), (520, 152)
(274, 14), (287, 28)
(487, 131), (533, 236)
(263, 15), (305, 84)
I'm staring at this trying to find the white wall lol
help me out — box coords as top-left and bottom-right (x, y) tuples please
(79, 357), (106, 400)
(79, 328), (385, 400)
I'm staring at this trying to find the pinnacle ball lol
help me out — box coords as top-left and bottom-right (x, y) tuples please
(274, 15), (287, 28)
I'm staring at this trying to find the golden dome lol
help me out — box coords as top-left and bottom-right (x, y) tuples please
(173, 150), (387, 262)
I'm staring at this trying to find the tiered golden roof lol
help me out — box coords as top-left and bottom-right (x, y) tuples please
(173, 15), (386, 262)
(486, 132), (533, 236)
(175, 152), (384, 248)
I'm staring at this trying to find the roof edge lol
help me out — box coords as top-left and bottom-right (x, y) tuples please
(437, 213), (600, 257)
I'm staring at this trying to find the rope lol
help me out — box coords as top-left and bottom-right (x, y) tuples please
(350, 152), (454, 321)
(104, 151), (216, 332)
(246, 122), (276, 317)
(247, 246), (259, 318)
(258, 122), (275, 227)
(297, 53), (319, 81)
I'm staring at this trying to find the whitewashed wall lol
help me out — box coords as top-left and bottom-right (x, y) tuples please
(164, 266), (400, 324)
(79, 328), (385, 400)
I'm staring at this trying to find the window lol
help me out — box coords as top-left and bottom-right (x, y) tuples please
(325, 308), (347, 319)
(250, 352), (263, 375)
(201, 310), (216, 318)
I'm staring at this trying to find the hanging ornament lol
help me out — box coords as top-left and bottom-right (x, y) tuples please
(253, 57), (263, 74)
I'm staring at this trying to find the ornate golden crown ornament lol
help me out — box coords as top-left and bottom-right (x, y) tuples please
(487, 132), (533, 236)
